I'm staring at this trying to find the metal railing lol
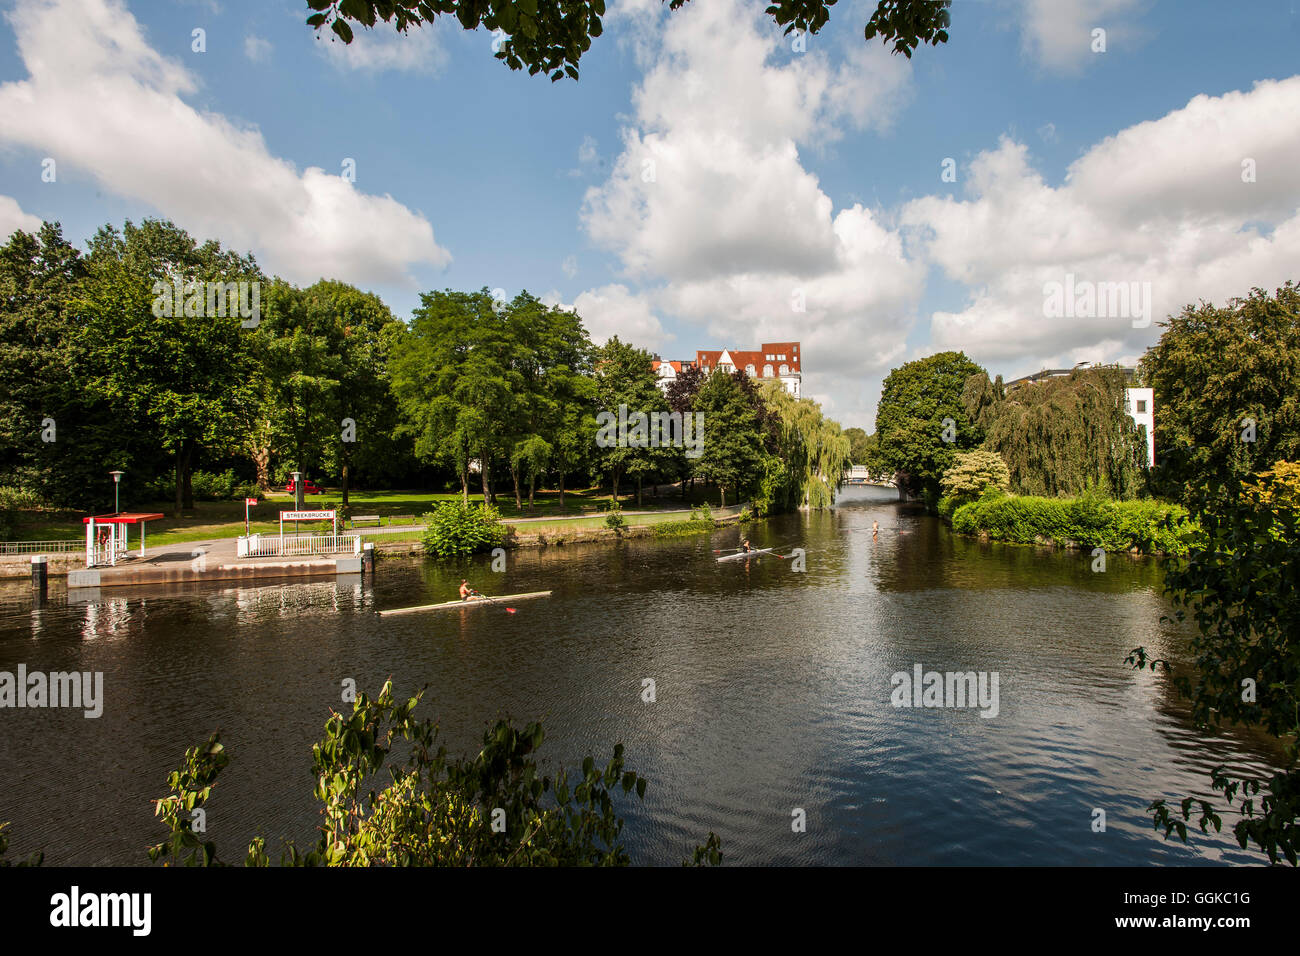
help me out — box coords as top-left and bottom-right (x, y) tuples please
(0, 539), (83, 556)
(238, 533), (361, 558)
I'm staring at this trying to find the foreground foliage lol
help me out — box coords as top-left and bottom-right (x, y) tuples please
(148, 681), (721, 867)
(1128, 475), (1300, 864)
(307, 0), (951, 82)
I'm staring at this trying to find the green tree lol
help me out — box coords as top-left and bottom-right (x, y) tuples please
(876, 351), (985, 502)
(593, 336), (671, 503)
(693, 370), (765, 506)
(390, 289), (518, 503)
(844, 426), (870, 465)
(1128, 476), (1300, 864)
(977, 366), (1148, 499)
(939, 449), (1010, 502)
(0, 222), (127, 510)
(308, 0), (951, 82)
(1140, 282), (1300, 502)
(78, 220), (262, 516)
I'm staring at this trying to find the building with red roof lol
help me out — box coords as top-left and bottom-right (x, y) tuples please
(651, 342), (801, 397)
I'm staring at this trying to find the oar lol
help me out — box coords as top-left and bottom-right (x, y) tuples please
(466, 589), (518, 614)
(712, 546), (746, 553)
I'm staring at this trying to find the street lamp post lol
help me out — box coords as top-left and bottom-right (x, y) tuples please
(109, 470), (124, 514)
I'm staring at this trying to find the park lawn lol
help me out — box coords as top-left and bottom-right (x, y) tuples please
(6, 484), (716, 548)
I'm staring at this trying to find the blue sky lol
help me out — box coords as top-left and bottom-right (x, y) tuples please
(2, 0), (1299, 429)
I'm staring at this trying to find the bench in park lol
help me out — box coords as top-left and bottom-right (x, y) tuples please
(349, 515), (382, 528)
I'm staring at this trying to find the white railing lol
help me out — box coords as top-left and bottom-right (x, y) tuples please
(238, 533), (361, 558)
(0, 539), (83, 555)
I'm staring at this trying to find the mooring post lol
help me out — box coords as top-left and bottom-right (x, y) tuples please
(362, 542), (374, 575)
(31, 554), (48, 597)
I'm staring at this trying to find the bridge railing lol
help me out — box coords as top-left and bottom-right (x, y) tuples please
(238, 533), (361, 558)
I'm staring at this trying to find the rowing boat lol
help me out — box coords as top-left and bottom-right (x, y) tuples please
(379, 590), (553, 616)
(716, 548), (775, 562)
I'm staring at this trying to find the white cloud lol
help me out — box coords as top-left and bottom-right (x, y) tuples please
(571, 284), (670, 351)
(561, 254), (578, 279)
(0, 0), (450, 287)
(1015, 0), (1147, 73)
(0, 194), (42, 240)
(901, 77), (1300, 377)
(315, 20), (446, 75)
(581, 0), (922, 425)
(244, 34), (271, 63)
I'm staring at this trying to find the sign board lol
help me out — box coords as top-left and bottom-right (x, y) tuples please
(245, 497), (258, 506)
(280, 510), (335, 521)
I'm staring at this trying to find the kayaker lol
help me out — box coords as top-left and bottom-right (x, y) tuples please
(741, 539), (752, 553)
(459, 579), (474, 601)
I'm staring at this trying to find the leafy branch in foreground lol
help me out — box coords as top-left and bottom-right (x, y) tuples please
(1128, 473), (1300, 864)
(0, 822), (42, 867)
(305, 0), (951, 82)
(150, 680), (720, 866)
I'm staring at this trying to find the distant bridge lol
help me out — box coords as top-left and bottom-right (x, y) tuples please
(842, 466), (897, 489)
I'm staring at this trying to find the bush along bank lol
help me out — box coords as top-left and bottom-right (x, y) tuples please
(414, 501), (741, 557)
(947, 491), (1197, 555)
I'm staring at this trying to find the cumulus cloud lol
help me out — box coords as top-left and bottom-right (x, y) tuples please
(0, 0), (450, 287)
(0, 195), (43, 240)
(581, 0), (922, 421)
(1015, 0), (1147, 73)
(902, 77), (1300, 376)
(315, 19), (447, 74)
(571, 284), (671, 351)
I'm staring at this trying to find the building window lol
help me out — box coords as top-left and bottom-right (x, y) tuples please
(745, 363), (755, 376)
(779, 364), (789, 376)
(763, 364), (773, 378)
(1136, 400), (1147, 413)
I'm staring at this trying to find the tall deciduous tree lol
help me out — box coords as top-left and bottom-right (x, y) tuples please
(79, 220), (261, 516)
(1140, 282), (1300, 502)
(876, 351), (985, 501)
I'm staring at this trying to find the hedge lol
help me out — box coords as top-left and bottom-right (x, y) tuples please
(949, 493), (1196, 554)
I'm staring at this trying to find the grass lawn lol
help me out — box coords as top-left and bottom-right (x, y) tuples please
(7, 484), (719, 548)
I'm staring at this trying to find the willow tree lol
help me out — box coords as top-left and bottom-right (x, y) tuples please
(972, 367), (1147, 499)
(760, 382), (851, 510)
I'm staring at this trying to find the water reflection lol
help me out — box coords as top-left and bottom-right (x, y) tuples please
(0, 486), (1283, 866)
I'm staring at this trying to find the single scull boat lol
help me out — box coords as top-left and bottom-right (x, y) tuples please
(379, 590), (552, 616)
(716, 548), (775, 562)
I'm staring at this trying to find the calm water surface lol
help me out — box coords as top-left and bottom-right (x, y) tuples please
(0, 487), (1282, 865)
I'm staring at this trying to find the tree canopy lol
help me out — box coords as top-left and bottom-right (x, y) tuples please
(1140, 282), (1300, 502)
(875, 350), (984, 500)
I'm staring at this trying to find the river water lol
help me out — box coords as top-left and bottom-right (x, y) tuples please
(0, 486), (1281, 865)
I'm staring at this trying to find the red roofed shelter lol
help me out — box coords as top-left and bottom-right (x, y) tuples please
(83, 513), (165, 568)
